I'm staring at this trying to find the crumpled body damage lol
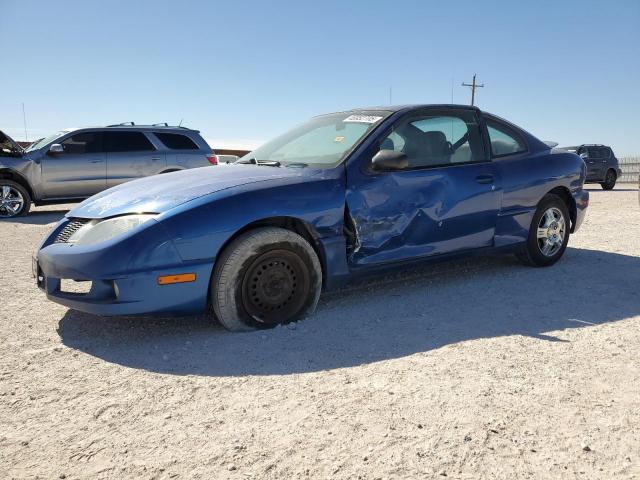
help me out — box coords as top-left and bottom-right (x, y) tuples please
(345, 162), (501, 267)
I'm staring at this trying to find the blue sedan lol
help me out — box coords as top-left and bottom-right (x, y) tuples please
(35, 105), (589, 331)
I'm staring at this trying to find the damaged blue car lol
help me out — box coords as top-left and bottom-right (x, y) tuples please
(35, 105), (589, 331)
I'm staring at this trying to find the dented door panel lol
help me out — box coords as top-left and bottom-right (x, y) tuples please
(345, 162), (501, 267)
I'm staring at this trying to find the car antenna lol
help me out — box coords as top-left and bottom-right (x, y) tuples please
(178, 118), (183, 127)
(22, 102), (28, 141)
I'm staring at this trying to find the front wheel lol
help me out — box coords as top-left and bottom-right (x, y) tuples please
(600, 169), (616, 190)
(210, 227), (322, 331)
(516, 194), (570, 267)
(0, 180), (31, 218)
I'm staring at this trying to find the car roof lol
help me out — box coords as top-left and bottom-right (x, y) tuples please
(562, 144), (611, 149)
(63, 124), (200, 133)
(329, 104), (482, 114)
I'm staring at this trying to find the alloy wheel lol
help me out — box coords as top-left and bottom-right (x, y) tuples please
(0, 185), (25, 218)
(535, 207), (566, 257)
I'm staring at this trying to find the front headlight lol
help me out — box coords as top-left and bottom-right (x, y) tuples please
(68, 214), (156, 246)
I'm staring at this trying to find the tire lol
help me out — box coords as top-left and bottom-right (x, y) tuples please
(0, 179), (31, 218)
(210, 227), (322, 332)
(516, 194), (570, 267)
(600, 169), (616, 190)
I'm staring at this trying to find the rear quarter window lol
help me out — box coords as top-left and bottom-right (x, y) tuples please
(155, 132), (199, 150)
(486, 119), (527, 157)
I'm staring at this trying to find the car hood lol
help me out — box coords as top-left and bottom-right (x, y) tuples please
(0, 130), (24, 155)
(69, 164), (303, 219)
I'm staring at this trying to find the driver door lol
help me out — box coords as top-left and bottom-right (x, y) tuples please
(41, 131), (106, 199)
(345, 108), (501, 267)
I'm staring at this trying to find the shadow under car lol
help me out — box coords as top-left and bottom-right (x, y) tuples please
(57, 247), (639, 377)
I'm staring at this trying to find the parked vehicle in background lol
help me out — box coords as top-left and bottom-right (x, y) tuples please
(563, 144), (622, 190)
(217, 154), (239, 164)
(35, 105), (589, 332)
(0, 124), (215, 218)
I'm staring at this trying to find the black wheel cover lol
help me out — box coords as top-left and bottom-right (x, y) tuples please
(241, 249), (311, 325)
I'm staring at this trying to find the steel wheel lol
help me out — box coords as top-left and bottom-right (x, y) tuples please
(0, 184), (25, 218)
(536, 207), (566, 257)
(241, 249), (311, 325)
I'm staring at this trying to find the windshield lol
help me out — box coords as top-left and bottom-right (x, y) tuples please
(240, 111), (391, 168)
(25, 131), (67, 152)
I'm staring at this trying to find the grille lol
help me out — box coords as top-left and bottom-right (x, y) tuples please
(55, 218), (91, 243)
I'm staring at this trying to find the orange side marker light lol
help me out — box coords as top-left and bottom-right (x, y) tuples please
(157, 273), (196, 285)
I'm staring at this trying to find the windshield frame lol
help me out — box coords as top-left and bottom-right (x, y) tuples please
(25, 131), (68, 152)
(239, 110), (393, 169)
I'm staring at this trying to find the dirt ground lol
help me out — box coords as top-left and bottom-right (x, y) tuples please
(1, 187), (639, 480)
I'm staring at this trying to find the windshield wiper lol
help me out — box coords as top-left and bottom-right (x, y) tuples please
(236, 158), (281, 167)
(256, 160), (280, 167)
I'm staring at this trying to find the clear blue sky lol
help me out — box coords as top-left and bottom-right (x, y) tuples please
(1, 0), (638, 153)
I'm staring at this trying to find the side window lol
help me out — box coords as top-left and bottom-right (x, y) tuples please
(155, 132), (199, 150)
(486, 120), (527, 157)
(60, 132), (102, 154)
(378, 111), (484, 168)
(104, 132), (155, 153)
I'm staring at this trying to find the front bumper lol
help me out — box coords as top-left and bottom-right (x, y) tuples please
(36, 254), (213, 316)
(35, 219), (214, 316)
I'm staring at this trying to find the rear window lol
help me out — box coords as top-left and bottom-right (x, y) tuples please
(155, 132), (199, 150)
(104, 131), (155, 152)
(588, 147), (608, 159)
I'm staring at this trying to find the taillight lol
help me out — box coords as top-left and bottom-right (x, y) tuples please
(207, 154), (218, 165)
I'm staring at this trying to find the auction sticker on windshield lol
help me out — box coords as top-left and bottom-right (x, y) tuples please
(343, 115), (383, 124)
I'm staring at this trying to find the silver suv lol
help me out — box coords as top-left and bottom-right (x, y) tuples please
(0, 124), (215, 218)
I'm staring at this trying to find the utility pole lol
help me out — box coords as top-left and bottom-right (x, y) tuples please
(462, 74), (484, 106)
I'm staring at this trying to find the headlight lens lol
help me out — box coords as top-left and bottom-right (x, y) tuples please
(68, 214), (156, 246)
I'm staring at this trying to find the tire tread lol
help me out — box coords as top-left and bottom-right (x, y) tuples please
(211, 227), (321, 331)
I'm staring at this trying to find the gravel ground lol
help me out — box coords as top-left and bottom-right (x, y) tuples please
(1, 188), (639, 480)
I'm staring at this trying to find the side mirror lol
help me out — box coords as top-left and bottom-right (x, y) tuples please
(579, 152), (588, 160)
(371, 149), (408, 171)
(48, 144), (64, 155)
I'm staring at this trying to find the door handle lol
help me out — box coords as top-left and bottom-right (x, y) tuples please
(90, 159), (104, 163)
(151, 157), (161, 161)
(475, 174), (494, 184)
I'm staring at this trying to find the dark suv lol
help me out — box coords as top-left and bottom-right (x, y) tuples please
(562, 144), (622, 190)
(0, 124), (216, 218)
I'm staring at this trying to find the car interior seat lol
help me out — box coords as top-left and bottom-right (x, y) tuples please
(399, 124), (453, 167)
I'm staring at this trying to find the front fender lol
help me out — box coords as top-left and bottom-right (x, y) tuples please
(37, 219), (184, 280)
(157, 168), (348, 285)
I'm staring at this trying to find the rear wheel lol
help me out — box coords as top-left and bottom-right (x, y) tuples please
(0, 180), (31, 218)
(516, 194), (570, 267)
(600, 169), (616, 190)
(210, 227), (322, 331)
